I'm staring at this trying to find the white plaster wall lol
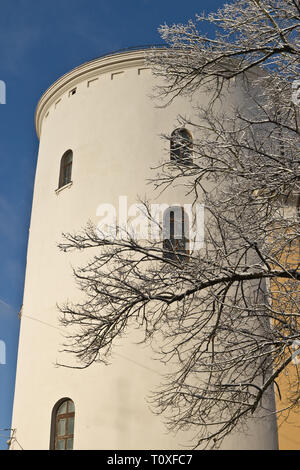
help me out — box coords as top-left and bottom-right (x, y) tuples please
(11, 51), (278, 450)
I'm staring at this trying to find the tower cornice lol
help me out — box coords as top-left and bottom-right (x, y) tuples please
(35, 48), (162, 139)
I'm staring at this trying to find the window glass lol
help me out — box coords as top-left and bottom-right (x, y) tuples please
(57, 402), (67, 414)
(57, 418), (66, 436)
(57, 439), (65, 450)
(67, 417), (74, 435)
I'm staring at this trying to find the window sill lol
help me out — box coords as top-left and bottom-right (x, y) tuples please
(55, 181), (73, 195)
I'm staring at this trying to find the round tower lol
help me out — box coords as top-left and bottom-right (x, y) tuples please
(11, 49), (278, 450)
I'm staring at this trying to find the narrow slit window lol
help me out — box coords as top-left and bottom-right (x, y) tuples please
(163, 207), (189, 262)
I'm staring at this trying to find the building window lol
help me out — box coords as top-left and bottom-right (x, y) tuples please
(163, 207), (189, 261)
(170, 128), (193, 165)
(59, 150), (73, 188)
(50, 398), (75, 450)
(69, 88), (77, 97)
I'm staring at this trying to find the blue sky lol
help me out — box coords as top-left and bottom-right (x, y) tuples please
(0, 0), (226, 450)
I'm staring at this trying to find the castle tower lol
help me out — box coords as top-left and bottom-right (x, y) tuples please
(10, 49), (279, 450)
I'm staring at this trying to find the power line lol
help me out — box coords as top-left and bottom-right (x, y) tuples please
(22, 313), (63, 332)
(21, 313), (162, 376)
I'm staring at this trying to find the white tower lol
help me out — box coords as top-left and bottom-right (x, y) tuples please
(11, 49), (278, 450)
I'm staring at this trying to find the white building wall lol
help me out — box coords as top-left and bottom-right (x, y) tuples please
(11, 50), (278, 450)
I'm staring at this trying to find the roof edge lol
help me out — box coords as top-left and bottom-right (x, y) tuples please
(35, 46), (166, 139)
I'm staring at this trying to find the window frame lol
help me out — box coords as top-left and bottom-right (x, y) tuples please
(58, 150), (73, 189)
(170, 128), (193, 165)
(50, 398), (75, 450)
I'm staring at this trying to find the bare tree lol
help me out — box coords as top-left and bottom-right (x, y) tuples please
(58, 0), (300, 448)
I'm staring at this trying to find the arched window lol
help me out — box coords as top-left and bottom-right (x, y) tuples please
(50, 398), (75, 450)
(58, 150), (73, 188)
(170, 128), (193, 165)
(163, 206), (189, 261)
